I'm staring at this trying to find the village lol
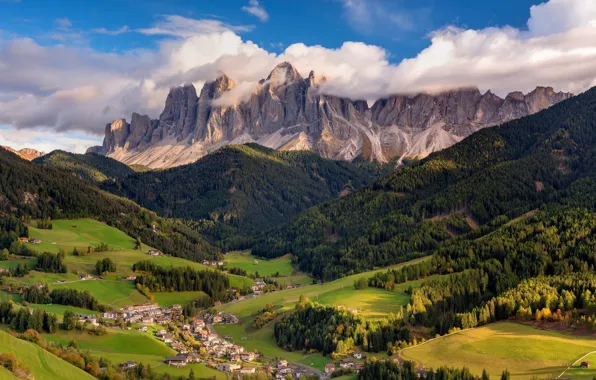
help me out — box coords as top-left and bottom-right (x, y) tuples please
(71, 290), (322, 379)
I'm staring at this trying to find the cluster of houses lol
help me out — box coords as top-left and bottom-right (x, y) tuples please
(324, 355), (365, 376)
(102, 303), (183, 325)
(202, 260), (225, 267)
(19, 237), (41, 244)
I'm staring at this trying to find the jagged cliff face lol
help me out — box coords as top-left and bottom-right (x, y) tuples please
(90, 62), (573, 168)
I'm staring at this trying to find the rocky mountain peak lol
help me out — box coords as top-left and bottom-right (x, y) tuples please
(89, 62), (573, 169)
(1, 145), (45, 160)
(266, 61), (302, 86)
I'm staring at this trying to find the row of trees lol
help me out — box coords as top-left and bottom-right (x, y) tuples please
(35, 251), (67, 273)
(0, 301), (58, 333)
(358, 359), (508, 380)
(133, 260), (231, 301)
(23, 285), (101, 311)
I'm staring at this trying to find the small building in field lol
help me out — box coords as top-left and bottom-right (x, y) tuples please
(325, 364), (336, 374)
(19, 237), (29, 243)
(30, 238), (41, 244)
(353, 351), (363, 359)
(581, 361), (590, 368)
(166, 355), (188, 367)
(120, 361), (137, 370)
(147, 250), (161, 256)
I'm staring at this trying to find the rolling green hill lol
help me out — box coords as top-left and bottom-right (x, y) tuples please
(0, 330), (96, 380)
(100, 144), (383, 248)
(33, 150), (135, 183)
(0, 147), (218, 262)
(253, 87), (596, 280)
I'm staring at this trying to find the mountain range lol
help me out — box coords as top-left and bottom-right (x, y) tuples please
(88, 62), (572, 169)
(0, 146), (44, 161)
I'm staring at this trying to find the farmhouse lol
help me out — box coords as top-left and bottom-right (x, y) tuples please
(581, 361), (590, 368)
(138, 326), (148, 332)
(78, 273), (91, 280)
(239, 367), (256, 375)
(325, 364), (335, 374)
(216, 363), (241, 373)
(166, 355), (188, 367)
(120, 361), (137, 370)
(340, 358), (354, 369)
(19, 237), (28, 243)
(147, 250), (161, 256)
(353, 351), (362, 359)
(30, 238), (41, 244)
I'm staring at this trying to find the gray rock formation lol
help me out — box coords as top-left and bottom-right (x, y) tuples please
(89, 62), (573, 168)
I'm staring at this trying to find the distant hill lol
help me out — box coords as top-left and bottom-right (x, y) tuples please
(34, 150), (135, 183)
(253, 87), (596, 279)
(0, 148), (218, 262)
(101, 143), (384, 249)
(1, 145), (44, 160)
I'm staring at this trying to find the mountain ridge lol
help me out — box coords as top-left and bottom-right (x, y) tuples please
(1, 145), (45, 160)
(88, 62), (572, 168)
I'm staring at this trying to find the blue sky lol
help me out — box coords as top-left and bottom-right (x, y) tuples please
(0, 0), (595, 153)
(2, 0), (542, 61)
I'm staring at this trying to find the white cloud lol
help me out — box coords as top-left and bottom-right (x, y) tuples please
(92, 26), (130, 36)
(0, 126), (101, 153)
(137, 15), (254, 38)
(1, 0), (596, 153)
(242, 0), (269, 23)
(55, 17), (72, 30)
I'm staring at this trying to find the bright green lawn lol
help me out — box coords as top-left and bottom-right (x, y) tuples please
(0, 330), (95, 380)
(50, 280), (147, 308)
(399, 322), (596, 379)
(225, 251), (293, 277)
(315, 287), (410, 319)
(0, 258), (36, 269)
(28, 219), (136, 253)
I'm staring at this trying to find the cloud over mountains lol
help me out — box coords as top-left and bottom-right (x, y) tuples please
(0, 0), (595, 141)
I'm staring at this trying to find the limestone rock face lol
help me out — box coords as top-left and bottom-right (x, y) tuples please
(88, 62), (573, 168)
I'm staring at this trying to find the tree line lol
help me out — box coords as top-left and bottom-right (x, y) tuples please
(133, 260), (232, 301)
(23, 285), (101, 311)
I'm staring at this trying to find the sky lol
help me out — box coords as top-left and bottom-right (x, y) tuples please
(1, 0), (596, 153)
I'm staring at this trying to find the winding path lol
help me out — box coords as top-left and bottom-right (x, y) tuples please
(556, 351), (596, 379)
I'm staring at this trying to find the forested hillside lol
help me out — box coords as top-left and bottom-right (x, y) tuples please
(34, 150), (136, 183)
(253, 86), (596, 280)
(0, 147), (218, 262)
(101, 144), (383, 249)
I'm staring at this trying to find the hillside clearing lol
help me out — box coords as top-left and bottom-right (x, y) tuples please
(399, 322), (596, 379)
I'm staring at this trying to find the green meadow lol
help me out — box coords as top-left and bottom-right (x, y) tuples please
(43, 328), (225, 379)
(9, 219), (253, 308)
(0, 330), (95, 380)
(214, 257), (433, 363)
(399, 322), (596, 379)
(225, 251), (294, 277)
(566, 352), (596, 379)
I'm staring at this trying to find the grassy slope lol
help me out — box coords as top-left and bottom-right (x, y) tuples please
(225, 251), (294, 277)
(566, 352), (596, 379)
(0, 330), (95, 380)
(399, 322), (596, 379)
(13, 219), (252, 306)
(214, 257), (432, 366)
(44, 328), (225, 379)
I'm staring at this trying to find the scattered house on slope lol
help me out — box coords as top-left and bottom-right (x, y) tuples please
(581, 361), (590, 368)
(353, 351), (362, 359)
(325, 364), (336, 374)
(19, 237), (29, 243)
(120, 361), (137, 370)
(216, 363), (241, 373)
(166, 355), (189, 367)
(147, 250), (161, 256)
(30, 238), (41, 244)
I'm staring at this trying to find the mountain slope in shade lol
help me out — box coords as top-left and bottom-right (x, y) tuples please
(88, 62), (572, 168)
(100, 143), (383, 248)
(1, 145), (45, 160)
